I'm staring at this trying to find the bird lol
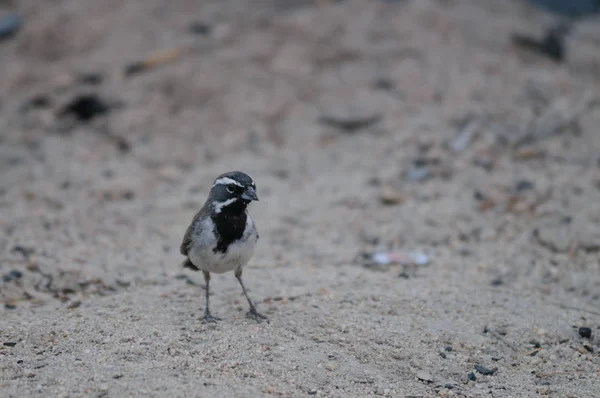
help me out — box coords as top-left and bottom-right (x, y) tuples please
(179, 171), (267, 323)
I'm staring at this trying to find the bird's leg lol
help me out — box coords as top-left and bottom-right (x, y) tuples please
(235, 268), (268, 323)
(202, 271), (220, 323)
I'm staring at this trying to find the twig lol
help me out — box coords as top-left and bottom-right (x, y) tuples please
(535, 370), (597, 378)
(559, 303), (600, 317)
(484, 326), (518, 352)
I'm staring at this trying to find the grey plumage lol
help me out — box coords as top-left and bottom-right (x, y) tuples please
(179, 171), (267, 323)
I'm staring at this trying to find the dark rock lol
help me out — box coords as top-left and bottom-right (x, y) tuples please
(579, 327), (592, 339)
(512, 23), (570, 63)
(26, 95), (51, 109)
(59, 94), (110, 122)
(490, 278), (503, 287)
(0, 14), (22, 40)
(5, 304), (16, 310)
(468, 372), (477, 381)
(372, 77), (395, 91)
(3, 342), (17, 347)
(473, 191), (486, 201)
(189, 22), (211, 35)
(79, 73), (104, 85)
(11, 245), (34, 258)
(528, 0), (599, 17)
(474, 364), (498, 376)
(3, 270), (23, 283)
(515, 180), (535, 192)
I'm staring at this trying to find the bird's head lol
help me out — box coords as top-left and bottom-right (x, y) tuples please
(208, 171), (258, 215)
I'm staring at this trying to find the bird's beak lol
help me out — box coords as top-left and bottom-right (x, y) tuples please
(241, 186), (259, 201)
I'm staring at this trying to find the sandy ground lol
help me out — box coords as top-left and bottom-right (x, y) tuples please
(1, 0), (600, 396)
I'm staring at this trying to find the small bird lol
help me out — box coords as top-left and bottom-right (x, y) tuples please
(180, 171), (267, 323)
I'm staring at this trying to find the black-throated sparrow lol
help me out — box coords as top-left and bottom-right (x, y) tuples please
(180, 171), (268, 323)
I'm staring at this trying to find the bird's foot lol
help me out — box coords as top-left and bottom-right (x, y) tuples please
(246, 308), (269, 323)
(202, 312), (221, 324)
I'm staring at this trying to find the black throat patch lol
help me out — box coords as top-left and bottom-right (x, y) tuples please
(212, 208), (247, 254)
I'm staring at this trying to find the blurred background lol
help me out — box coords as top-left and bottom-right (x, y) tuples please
(1, 0), (599, 396)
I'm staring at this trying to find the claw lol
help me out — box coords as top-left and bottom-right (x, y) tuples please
(246, 309), (269, 323)
(202, 313), (221, 324)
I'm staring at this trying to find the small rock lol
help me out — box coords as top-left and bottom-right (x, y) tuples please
(79, 73), (104, 85)
(405, 166), (430, 182)
(307, 390), (317, 395)
(578, 327), (592, 339)
(190, 22), (212, 35)
(59, 94), (110, 122)
(416, 371), (433, 382)
(11, 245), (34, 258)
(3, 342), (17, 347)
(5, 303), (16, 310)
(0, 14), (22, 40)
(515, 179), (535, 192)
(379, 184), (405, 205)
(468, 372), (477, 381)
(318, 107), (383, 133)
(474, 364), (497, 375)
(490, 278), (503, 287)
(449, 118), (478, 152)
(67, 300), (81, 309)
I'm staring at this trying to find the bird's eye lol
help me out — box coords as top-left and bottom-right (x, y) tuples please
(226, 185), (235, 194)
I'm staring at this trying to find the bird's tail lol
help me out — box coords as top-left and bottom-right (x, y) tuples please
(181, 258), (200, 271)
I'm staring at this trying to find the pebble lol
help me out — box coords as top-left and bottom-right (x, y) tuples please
(578, 327), (592, 339)
(190, 22), (212, 35)
(3, 342), (17, 347)
(490, 278), (503, 287)
(59, 94), (110, 122)
(405, 166), (430, 182)
(318, 108), (383, 132)
(0, 14), (21, 40)
(468, 372), (477, 381)
(515, 179), (535, 192)
(474, 364), (497, 375)
(416, 370), (433, 382)
(379, 184), (405, 205)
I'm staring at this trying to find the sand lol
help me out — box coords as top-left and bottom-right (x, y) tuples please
(1, 0), (599, 396)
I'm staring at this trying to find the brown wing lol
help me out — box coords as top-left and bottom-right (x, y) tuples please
(180, 206), (208, 256)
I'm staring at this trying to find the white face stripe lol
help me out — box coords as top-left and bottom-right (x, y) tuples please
(212, 177), (244, 188)
(212, 198), (237, 214)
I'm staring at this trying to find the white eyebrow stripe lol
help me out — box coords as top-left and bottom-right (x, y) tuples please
(212, 177), (243, 188)
(212, 198), (237, 214)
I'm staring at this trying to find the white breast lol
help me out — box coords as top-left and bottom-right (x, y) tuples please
(188, 215), (258, 274)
